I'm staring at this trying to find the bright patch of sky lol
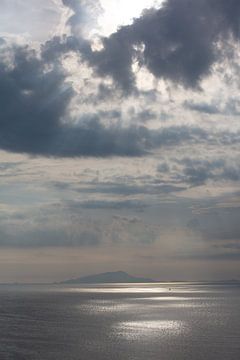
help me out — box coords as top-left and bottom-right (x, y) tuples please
(99, 0), (163, 36)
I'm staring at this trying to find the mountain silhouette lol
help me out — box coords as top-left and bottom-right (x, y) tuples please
(59, 271), (154, 284)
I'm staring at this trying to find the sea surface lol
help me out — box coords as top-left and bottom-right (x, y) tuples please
(0, 282), (239, 360)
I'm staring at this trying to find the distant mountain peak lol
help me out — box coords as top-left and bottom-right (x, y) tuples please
(59, 271), (154, 284)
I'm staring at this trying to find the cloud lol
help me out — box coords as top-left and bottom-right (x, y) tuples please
(0, 204), (103, 247)
(68, 199), (147, 210)
(62, 0), (103, 37)
(0, 1), (240, 159)
(184, 98), (240, 116)
(79, 0), (240, 91)
(184, 100), (220, 115)
(0, 226), (101, 248)
(0, 0), (61, 42)
(188, 205), (240, 242)
(0, 161), (22, 171)
(178, 158), (240, 186)
(0, 41), (215, 157)
(53, 179), (186, 197)
(0, 199), (160, 248)
(157, 156), (240, 187)
(0, 43), (73, 155)
(130, 109), (157, 123)
(0, 42), (143, 157)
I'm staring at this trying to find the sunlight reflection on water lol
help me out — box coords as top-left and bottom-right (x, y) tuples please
(0, 283), (239, 360)
(64, 283), (215, 295)
(67, 284), (167, 293)
(77, 297), (205, 314)
(114, 320), (187, 340)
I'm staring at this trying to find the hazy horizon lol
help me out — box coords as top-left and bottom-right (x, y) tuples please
(0, 270), (240, 285)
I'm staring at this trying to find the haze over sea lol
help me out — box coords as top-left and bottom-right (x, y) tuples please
(0, 282), (239, 360)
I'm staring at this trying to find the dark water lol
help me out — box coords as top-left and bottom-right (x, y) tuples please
(0, 283), (239, 360)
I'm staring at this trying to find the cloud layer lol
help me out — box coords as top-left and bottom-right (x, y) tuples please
(80, 0), (240, 91)
(0, 0), (239, 281)
(0, 0), (240, 158)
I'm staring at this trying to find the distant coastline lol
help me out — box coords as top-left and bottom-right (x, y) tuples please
(0, 272), (239, 286)
(57, 271), (155, 284)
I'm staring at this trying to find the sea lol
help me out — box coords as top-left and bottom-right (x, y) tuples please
(0, 282), (239, 360)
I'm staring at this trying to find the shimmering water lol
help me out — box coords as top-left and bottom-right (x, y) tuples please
(0, 283), (239, 359)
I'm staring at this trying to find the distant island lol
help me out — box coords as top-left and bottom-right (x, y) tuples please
(58, 271), (155, 284)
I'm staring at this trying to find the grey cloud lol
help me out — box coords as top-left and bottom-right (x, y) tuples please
(0, 161), (24, 178)
(135, 109), (157, 123)
(73, 182), (186, 196)
(181, 251), (240, 261)
(0, 43), (73, 155)
(180, 158), (240, 185)
(157, 163), (170, 173)
(184, 98), (240, 116)
(222, 165), (240, 182)
(68, 199), (147, 210)
(158, 157), (240, 186)
(80, 83), (120, 105)
(178, 158), (225, 186)
(0, 42), (145, 157)
(83, 29), (136, 93)
(215, 243), (240, 251)
(0, 42), (213, 157)
(0, 226), (101, 248)
(98, 110), (121, 120)
(0, 202), (103, 247)
(0, 0), (61, 42)
(42, 0), (240, 92)
(184, 100), (220, 115)
(224, 98), (240, 116)
(149, 126), (208, 148)
(0, 162), (22, 171)
(188, 205), (240, 241)
(79, 0), (240, 91)
(1, 1), (240, 158)
(62, 0), (103, 37)
(112, 215), (141, 224)
(0, 201), (159, 248)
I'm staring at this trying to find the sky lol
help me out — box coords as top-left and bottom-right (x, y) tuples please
(0, 0), (239, 283)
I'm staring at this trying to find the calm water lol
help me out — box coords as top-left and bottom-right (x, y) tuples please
(0, 283), (239, 360)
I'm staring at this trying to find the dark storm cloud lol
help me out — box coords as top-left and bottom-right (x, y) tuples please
(39, 0), (240, 92)
(1, 0), (240, 157)
(0, 43), (73, 155)
(79, 0), (240, 91)
(0, 41), (214, 157)
(0, 42), (147, 157)
(49, 121), (212, 157)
